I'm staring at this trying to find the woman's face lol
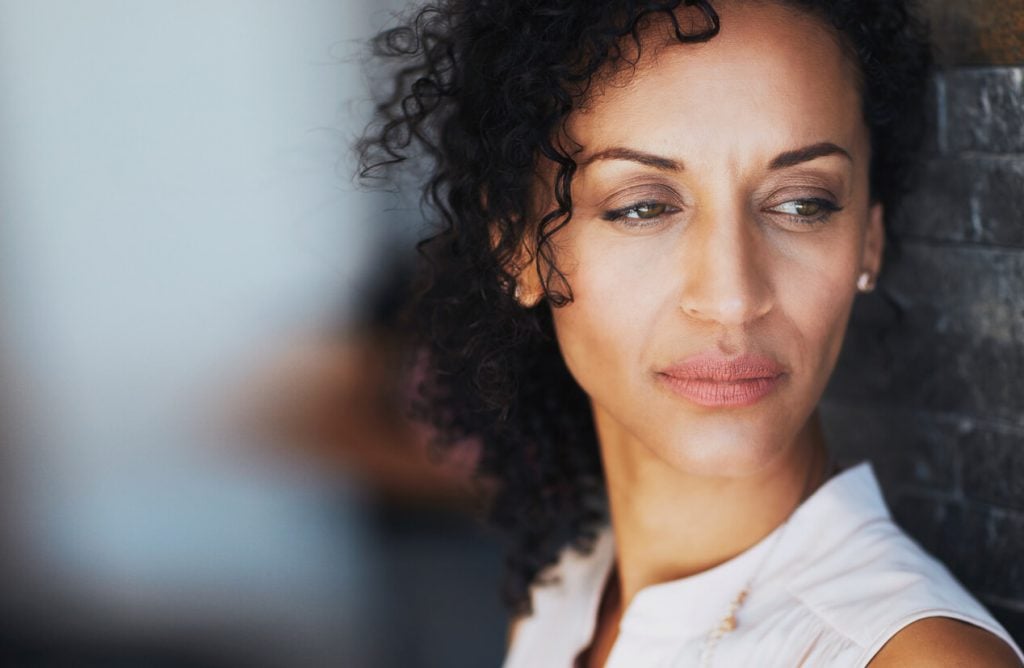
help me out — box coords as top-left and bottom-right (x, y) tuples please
(533, 1), (884, 477)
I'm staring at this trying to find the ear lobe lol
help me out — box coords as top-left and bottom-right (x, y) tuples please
(511, 249), (543, 308)
(515, 271), (543, 307)
(863, 202), (885, 278)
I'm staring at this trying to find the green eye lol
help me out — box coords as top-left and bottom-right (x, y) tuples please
(601, 200), (680, 226)
(774, 200), (822, 216)
(793, 200), (821, 216)
(624, 202), (667, 219)
(769, 198), (842, 224)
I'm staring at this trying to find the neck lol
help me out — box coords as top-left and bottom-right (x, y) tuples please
(598, 410), (830, 608)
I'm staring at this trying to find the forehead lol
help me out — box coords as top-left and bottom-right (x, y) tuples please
(567, 1), (867, 164)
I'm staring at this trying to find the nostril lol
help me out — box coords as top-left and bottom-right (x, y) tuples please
(679, 292), (773, 325)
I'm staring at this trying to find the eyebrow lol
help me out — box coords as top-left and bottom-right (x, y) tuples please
(768, 142), (853, 170)
(578, 141), (852, 173)
(579, 147), (683, 172)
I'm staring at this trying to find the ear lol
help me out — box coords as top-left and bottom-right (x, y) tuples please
(490, 222), (543, 308)
(515, 262), (544, 308)
(861, 202), (885, 281)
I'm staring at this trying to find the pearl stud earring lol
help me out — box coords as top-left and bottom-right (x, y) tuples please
(856, 271), (875, 293)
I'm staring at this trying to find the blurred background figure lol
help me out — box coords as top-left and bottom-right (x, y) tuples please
(0, 1), (505, 666)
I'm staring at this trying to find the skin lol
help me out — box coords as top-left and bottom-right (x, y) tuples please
(510, 2), (1021, 666)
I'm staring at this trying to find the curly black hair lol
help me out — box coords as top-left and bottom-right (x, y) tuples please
(357, 0), (931, 614)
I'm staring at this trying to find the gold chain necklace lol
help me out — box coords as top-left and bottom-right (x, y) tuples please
(698, 447), (832, 667)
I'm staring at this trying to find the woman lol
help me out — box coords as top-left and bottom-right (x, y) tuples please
(359, 0), (1024, 665)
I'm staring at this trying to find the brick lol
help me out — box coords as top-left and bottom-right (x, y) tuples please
(958, 423), (1024, 510)
(984, 601), (1024, 647)
(890, 495), (1024, 601)
(951, 505), (1024, 601)
(919, 76), (943, 157)
(892, 156), (1024, 247)
(818, 402), (956, 492)
(888, 492), (953, 557)
(828, 243), (1024, 427)
(943, 68), (1024, 154)
(821, 407), (1024, 511)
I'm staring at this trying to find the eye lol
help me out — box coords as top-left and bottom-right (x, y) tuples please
(767, 197), (842, 225)
(602, 200), (678, 225)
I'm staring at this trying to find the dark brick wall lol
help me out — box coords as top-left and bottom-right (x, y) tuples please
(821, 65), (1024, 643)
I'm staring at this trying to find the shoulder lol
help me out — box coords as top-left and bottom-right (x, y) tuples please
(781, 512), (1023, 664)
(867, 616), (1023, 667)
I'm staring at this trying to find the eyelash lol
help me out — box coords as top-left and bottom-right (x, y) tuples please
(601, 200), (679, 226)
(601, 197), (843, 228)
(770, 197), (844, 226)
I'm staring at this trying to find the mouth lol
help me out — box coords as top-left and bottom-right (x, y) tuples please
(655, 352), (787, 408)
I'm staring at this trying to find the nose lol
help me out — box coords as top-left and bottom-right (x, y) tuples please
(678, 207), (774, 326)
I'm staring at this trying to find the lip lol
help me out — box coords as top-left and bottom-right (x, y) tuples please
(656, 352), (787, 408)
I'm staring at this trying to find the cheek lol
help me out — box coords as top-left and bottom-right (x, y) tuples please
(775, 234), (860, 376)
(549, 231), (675, 394)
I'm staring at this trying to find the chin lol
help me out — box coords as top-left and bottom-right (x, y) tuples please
(647, 414), (798, 479)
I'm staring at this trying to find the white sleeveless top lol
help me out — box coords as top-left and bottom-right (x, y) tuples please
(504, 461), (1024, 667)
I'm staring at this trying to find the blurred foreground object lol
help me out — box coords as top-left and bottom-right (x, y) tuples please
(0, 0), (396, 665)
(243, 330), (485, 510)
(236, 253), (507, 666)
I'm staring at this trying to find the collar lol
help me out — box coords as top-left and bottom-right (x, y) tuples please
(582, 460), (888, 638)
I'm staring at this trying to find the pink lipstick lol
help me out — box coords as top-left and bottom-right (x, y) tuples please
(656, 352), (786, 408)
